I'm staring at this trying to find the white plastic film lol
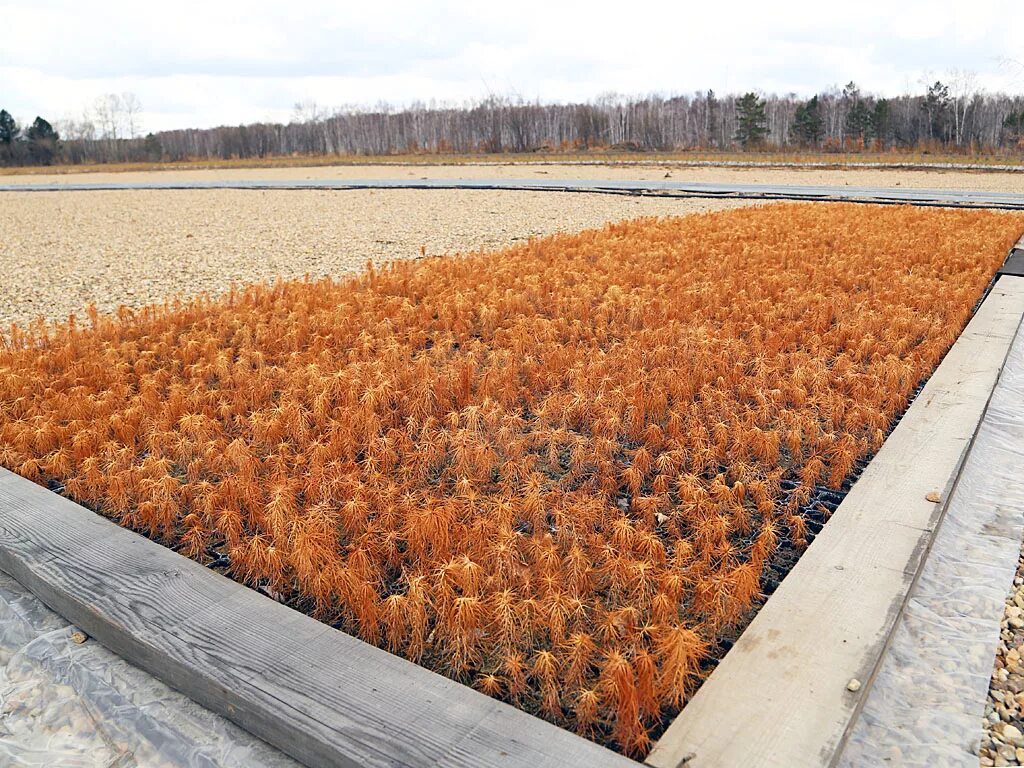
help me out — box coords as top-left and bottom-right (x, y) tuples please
(838, 302), (1024, 767)
(0, 570), (299, 768)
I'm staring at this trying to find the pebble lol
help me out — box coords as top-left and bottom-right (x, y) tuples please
(986, 556), (1024, 765)
(1006, 725), (1024, 747)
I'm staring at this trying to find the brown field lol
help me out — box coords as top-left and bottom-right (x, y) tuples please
(1, 148), (1021, 177)
(1, 204), (1020, 756)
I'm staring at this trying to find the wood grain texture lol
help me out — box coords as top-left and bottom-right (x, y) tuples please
(0, 470), (636, 768)
(647, 275), (1024, 768)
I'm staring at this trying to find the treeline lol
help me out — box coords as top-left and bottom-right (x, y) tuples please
(6, 81), (1024, 167)
(0, 110), (61, 165)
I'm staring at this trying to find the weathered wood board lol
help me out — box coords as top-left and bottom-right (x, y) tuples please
(647, 275), (1024, 768)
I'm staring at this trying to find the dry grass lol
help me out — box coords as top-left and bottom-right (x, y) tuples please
(2, 149), (1021, 177)
(1, 203), (1020, 755)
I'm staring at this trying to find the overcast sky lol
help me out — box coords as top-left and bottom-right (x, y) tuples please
(2, 0), (1022, 133)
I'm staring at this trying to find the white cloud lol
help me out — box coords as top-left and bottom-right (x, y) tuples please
(1, 0), (1021, 131)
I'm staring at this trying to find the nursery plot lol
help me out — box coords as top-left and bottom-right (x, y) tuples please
(0, 203), (1021, 757)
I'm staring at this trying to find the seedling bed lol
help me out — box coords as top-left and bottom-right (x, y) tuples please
(1, 204), (1023, 767)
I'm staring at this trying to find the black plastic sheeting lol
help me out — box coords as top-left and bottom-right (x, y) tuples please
(2, 178), (1024, 210)
(999, 250), (1024, 278)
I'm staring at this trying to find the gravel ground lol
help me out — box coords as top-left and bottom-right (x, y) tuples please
(983, 555), (1024, 766)
(3, 162), (1024, 193)
(0, 188), (752, 329)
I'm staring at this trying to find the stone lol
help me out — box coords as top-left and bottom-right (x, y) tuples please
(1006, 724), (1024, 747)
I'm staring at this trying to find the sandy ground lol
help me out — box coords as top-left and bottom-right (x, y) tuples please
(0, 188), (753, 329)
(3, 162), (1024, 193)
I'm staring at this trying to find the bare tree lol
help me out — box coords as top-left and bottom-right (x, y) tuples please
(292, 100), (325, 124)
(948, 70), (977, 146)
(94, 93), (123, 140)
(55, 112), (96, 142)
(122, 92), (142, 139)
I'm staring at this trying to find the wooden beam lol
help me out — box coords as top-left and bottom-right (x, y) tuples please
(647, 275), (1024, 768)
(0, 469), (637, 768)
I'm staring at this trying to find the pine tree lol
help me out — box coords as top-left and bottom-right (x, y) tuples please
(705, 90), (718, 148)
(1003, 112), (1023, 146)
(734, 93), (768, 148)
(0, 110), (17, 145)
(143, 132), (163, 161)
(844, 101), (873, 144)
(922, 81), (951, 141)
(873, 99), (892, 147)
(26, 117), (59, 165)
(793, 96), (824, 146)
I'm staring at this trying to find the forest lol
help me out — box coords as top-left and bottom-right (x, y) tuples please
(2, 81), (1024, 166)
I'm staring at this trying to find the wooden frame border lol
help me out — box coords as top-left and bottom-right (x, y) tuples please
(1, 268), (1023, 768)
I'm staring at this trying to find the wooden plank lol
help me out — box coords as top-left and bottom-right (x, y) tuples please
(647, 275), (1024, 768)
(0, 470), (637, 768)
